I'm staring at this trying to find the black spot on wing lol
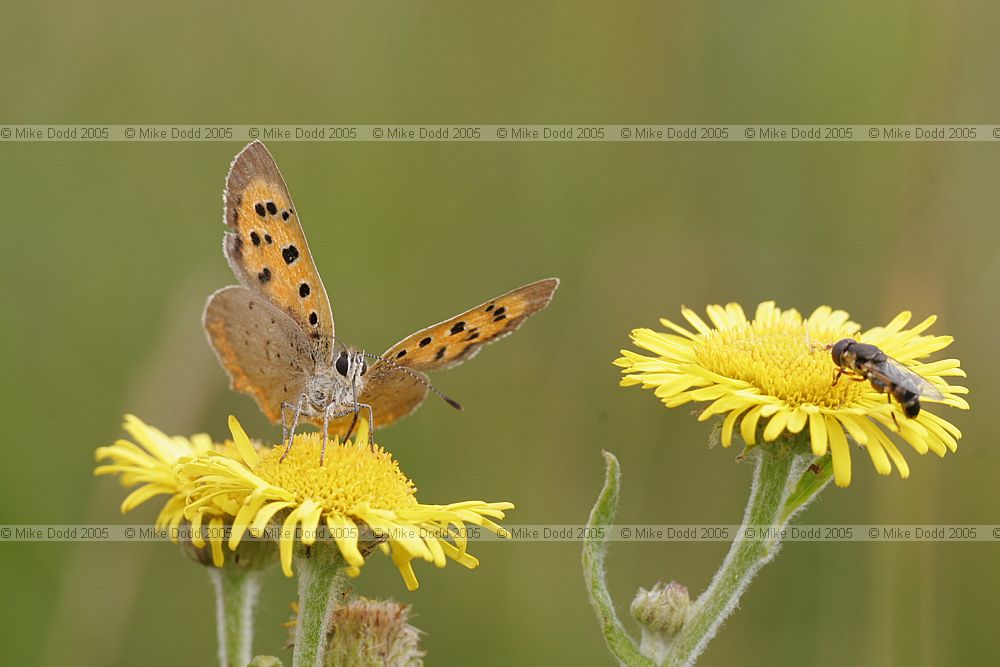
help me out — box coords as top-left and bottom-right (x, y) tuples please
(419, 337), (432, 347)
(309, 312), (318, 326)
(258, 268), (271, 283)
(282, 211), (290, 221)
(266, 201), (278, 215)
(435, 346), (447, 361)
(264, 234), (273, 244)
(282, 245), (300, 265)
(299, 282), (310, 297)
(250, 231), (261, 246)
(254, 203), (266, 217)
(396, 350), (407, 358)
(450, 321), (466, 335)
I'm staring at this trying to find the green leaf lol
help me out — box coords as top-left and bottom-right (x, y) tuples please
(781, 454), (833, 524)
(582, 451), (654, 667)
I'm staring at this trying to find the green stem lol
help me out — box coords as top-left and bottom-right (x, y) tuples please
(209, 568), (263, 667)
(292, 546), (346, 667)
(583, 451), (655, 667)
(663, 440), (821, 666)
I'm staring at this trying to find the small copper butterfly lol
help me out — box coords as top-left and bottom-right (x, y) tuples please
(203, 142), (558, 458)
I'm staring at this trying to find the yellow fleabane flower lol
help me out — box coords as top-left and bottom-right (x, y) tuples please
(94, 415), (259, 566)
(615, 302), (968, 487)
(95, 415), (215, 525)
(179, 417), (513, 590)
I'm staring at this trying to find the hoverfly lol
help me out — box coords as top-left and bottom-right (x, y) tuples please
(828, 338), (944, 418)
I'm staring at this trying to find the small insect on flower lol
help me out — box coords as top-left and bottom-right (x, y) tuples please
(828, 338), (944, 419)
(617, 303), (968, 487)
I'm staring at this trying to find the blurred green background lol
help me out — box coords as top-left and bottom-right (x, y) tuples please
(2, 2), (999, 665)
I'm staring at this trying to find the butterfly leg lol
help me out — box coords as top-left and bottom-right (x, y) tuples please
(281, 396), (305, 445)
(361, 403), (375, 441)
(280, 396), (306, 462)
(320, 409), (331, 465)
(318, 405), (369, 464)
(281, 402), (293, 445)
(344, 403), (375, 442)
(344, 403), (375, 441)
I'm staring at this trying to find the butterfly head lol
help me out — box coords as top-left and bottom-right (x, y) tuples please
(301, 347), (368, 414)
(334, 347), (368, 384)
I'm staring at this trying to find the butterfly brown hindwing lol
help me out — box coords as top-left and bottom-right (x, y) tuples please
(222, 141), (335, 362)
(331, 278), (559, 435)
(325, 369), (430, 438)
(203, 285), (315, 422)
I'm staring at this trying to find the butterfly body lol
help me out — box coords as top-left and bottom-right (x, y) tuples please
(204, 142), (558, 452)
(301, 358), (361, 415)
(296, 349), (364, 416)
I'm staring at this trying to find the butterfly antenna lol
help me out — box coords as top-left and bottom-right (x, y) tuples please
(362, 352), (463, 411)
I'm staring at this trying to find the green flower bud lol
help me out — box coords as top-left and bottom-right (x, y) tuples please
(631, 580), (692, 636)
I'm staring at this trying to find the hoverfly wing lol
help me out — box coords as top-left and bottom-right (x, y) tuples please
(863, 356), (944, 401)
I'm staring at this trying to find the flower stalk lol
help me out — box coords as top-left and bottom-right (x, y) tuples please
(209, 568), (263, 667)
(584, 439), (831, 666)
(292, 546), (347, 667)
(663, 436), (828, 665)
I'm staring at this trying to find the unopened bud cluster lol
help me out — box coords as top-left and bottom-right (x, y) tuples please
(631, 580), (692, 636)
(324, 598), (425, 667)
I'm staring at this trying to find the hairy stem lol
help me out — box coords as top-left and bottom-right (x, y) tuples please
(209, 568), (263, 667)
(664, 440), (823, 666)
(292, 547), (346, 667)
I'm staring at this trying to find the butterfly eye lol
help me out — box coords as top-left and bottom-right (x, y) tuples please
(335, 352), (350, 376)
